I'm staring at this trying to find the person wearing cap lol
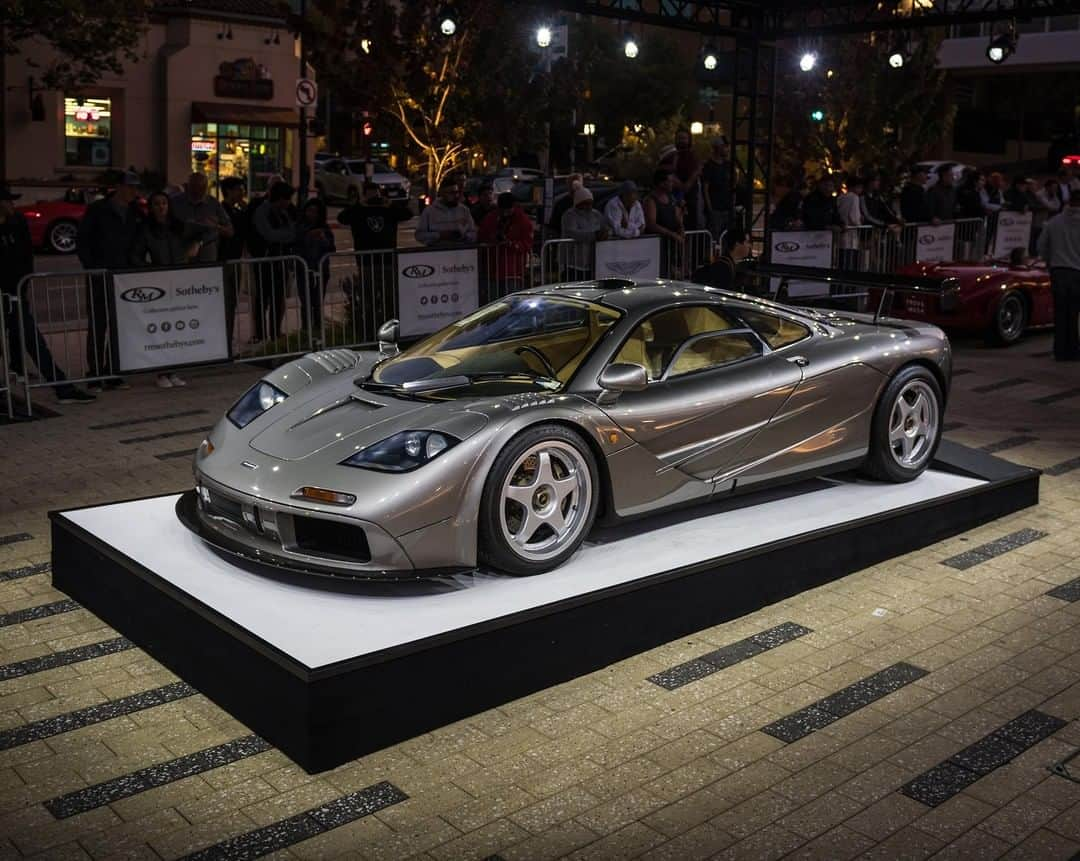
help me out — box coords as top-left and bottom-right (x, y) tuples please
(415, 180), (476, 246)
(477, 193), (535, 294)
(1037, 189), (1080, 361)
(0, 184), (95, 404)
(560, 186), (608, 279)
(470, 180), (497, 227)
(700, 137), (732, 241)
(77, 169), (143, 389)
(603, 181), (644, 239)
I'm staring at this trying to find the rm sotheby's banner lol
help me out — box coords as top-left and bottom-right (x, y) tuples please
(112, 266), (228, 372)
(769, 230), (833, 298)
(915, 223), (955, 263)
(991, 212), (1033, 259)
(594, 236), (661, 280)
(397, 249), (479, 337)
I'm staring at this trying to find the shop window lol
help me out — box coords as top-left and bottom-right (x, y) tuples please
(64, 97), (112, 167)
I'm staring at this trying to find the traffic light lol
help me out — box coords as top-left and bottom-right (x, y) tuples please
(362, 120), (373, 137)
(810, 109), (825, 123)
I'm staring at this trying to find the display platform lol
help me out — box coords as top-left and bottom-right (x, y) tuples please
(51, 441), (1038, 772)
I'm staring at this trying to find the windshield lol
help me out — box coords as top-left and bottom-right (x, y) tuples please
(349, 160), (393, 175)
(371, 295), (621, 396)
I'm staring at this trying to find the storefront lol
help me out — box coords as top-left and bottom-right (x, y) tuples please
(189, 104), (298, 196)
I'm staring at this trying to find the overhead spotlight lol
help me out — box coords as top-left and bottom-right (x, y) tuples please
(888, 50), (905, 69)
(360, 37), (372, 54)
(438, 7), (457, 37)
(690, 121), (704, 135)
(624, 39), (639, 59)
(536, 26), (552, 48)
(986, 27), (1017, 64)
(702, 43), (719, 71)
(799, 51), (817, 72)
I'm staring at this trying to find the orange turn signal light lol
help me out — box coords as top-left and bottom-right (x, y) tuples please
(292, 486), (357, 506)
(202, 439), (214, 455)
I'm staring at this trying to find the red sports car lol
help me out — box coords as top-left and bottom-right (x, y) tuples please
(885, 259), (1053, 346)
(16, 188), (102, 254)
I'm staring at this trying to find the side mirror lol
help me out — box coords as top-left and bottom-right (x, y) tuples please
(378, 319), (400, 357)
(598, 363), (648, 404)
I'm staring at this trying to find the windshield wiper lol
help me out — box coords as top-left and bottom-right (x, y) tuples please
(356, 376), (471, 395)
(463, 371), (561, 389)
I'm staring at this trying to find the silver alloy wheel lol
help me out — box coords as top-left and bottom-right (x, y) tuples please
(49, 221), (78, 254)
(499, 441), (593, 563)
(997, 294), (1025, 342)
(887, 379), (939, 469)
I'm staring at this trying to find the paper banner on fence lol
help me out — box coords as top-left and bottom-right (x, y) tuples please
(915, 223), (955, 263)
(769, 230), (833, 298)
(594, 236), (661, 280)
(992, 212), (1033, 259)
(397, 248), (479, 338)
(112, 266), (229, 373)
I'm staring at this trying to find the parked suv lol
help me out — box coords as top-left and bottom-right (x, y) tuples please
(315, 158), (411, 208)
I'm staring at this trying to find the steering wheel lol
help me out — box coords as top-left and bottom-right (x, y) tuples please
(514, 345), (558, 379)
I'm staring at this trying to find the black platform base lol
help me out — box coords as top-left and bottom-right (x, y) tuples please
(50, 441), (1039, 773)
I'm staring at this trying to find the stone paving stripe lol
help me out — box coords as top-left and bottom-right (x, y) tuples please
(1048, 577), (1080, 603)
(971, 376), (1030, 394)
(1045, 456), (1080, 477)
(45, 734), (272, 819)
(0, 681), (196, 751)
(647, 622), (812, 690)
(979, 435), (1038, 454)
(155, 448), (198, 462)
(0, 637), (133, 681)
(0, 599), (79, 629)
(941, 528), (1048, 570)
(0, 561), (50, 582)
(942, 421), (967, 432)
(179, 781), (408, 860)
(901, 710), (1066, 807)
(0, 533), (32, 547)
(951, 368), (973, 376)
(762, 662), (928, 743)
(118, 426), (213, 445)
(1033, 386), (1080, 406)
(1029, 350), (1054, 358)
(88, 409), (209, 431)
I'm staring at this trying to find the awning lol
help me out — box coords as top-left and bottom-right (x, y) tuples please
(191, 102), (299, 127)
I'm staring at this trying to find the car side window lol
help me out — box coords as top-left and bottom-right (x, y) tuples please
(738, 309), (811, 350)
(612, 305), (735, 381)
(666, 333), (761, 379)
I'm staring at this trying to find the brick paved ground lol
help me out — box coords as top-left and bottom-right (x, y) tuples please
(1, 331), (1079, 860)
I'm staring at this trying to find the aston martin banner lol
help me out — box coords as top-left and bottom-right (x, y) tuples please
(111, 266), (229, 372)
(991, 212), (1033, 259)
(594, 236), (661, 280)
(397, 249), (480, 337)
(915, 223), (955, 263)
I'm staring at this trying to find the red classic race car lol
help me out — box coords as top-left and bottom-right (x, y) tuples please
(15, 188), (102, 254)
(884, 259), (1054, 346)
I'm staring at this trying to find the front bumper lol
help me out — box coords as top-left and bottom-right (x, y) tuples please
(179, 475), (469, 581)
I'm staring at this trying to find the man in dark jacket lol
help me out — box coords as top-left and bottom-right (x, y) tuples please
(219, 177), (248, 355)
(249, 182), (297, 341)
(900, 167), (931, 223)
(927, 166), (958, 224)
(0, 185), (94, 403)
(76, 170), (142, 388)
(768, 176), (803, 231)
(800, 175), (840, 230)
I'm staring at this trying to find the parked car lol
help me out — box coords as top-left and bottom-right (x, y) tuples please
(17, 188), (103, 254)
(887, 258), (1053, 345)
(497, 166), (544, 182)
(315, 158), (411, 207)
(915, 161), (975, 188)
(181, 280), (949, 578)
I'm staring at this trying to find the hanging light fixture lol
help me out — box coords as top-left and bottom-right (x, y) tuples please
(986, 24), (1017, 64)
(536, 26), (552, 48)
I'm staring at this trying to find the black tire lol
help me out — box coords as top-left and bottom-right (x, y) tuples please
(47, 219), (79, 254)
(479, 424), (600, 576)
(986, 290), (1027, 346)
(862, 365), (943, 483)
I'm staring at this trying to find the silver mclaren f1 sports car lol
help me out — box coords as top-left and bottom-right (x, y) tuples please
(179, 279), (951, 578)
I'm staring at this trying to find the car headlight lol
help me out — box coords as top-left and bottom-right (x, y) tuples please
(227, 381), (287, 429)
(340, 430), (459, 473)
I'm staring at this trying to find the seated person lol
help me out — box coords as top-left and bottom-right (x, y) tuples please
(691, 228), (751, 291)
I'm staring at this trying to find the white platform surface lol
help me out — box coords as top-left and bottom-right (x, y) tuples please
(64, 470), (983, 669)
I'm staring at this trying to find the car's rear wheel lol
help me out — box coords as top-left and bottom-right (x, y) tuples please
(479, 424), (598, 575)
(862, 365), (943, 483)
(987, 290), (1027, 346)
(47, 219), (78, 254)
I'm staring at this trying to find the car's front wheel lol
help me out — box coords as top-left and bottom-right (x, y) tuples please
(862, 365), (943, 483)
(47, 219), (79, 254)
(987, 290), (1027, 346)
(479, 424), (599, 575)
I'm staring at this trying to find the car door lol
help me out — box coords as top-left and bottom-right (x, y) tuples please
(597, 304), (803, 483)
(321, 159), (344, 199)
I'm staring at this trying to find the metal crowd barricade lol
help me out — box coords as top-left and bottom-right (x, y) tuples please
(226, 254), (314, 362)
(318, 248), (398, 350)
(1, 294), (11, 419)
(952, 217), (987, 261)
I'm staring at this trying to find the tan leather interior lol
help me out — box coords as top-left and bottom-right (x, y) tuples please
(614, 306), (733, 380)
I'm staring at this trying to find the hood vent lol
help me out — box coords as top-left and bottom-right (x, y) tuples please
(309, 350), (359, 374)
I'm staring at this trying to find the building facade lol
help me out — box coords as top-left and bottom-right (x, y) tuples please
(3, 0), (312, 196)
